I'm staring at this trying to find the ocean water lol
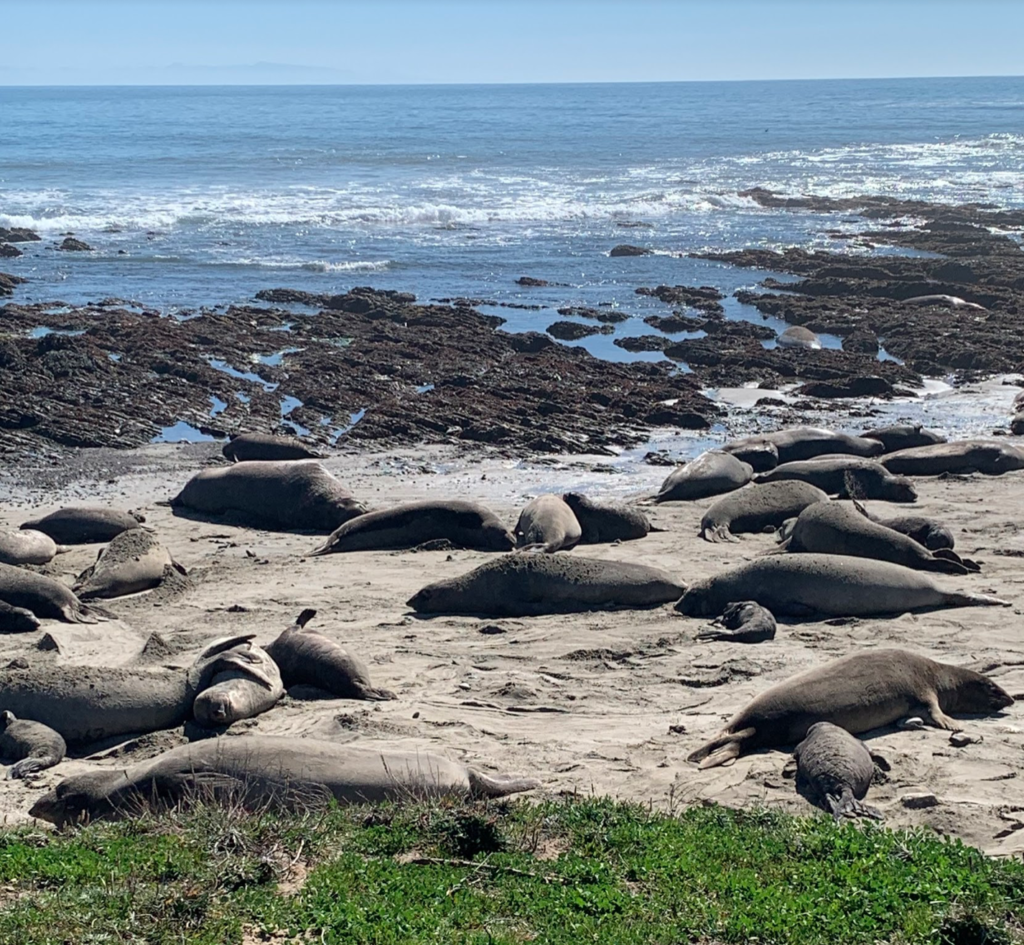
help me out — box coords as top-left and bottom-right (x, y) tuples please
(2, 79), (1023, 353)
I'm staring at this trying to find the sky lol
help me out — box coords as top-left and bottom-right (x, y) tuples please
(1, 0), (1022, 86)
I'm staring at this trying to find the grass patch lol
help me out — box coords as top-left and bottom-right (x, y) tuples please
(0, 798), (1020, 944)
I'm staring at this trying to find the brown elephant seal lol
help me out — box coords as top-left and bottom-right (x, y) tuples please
(192, 640), (284, 728)
(0, 529), (62, 566)
(760, 427), (884, 464)
(73, 529), (188, 600)
(880, 440), (1024, 476)
(265, 609), (395, 701)
(409, 554), (685, 617)
(514, 494), (581, 553)
(688, 648), (1013, 768)
(777, 325), (821, 350)
(859, 424), (946, 453)
(654, 451), (753, 502)
(0, 710), (66, 779)
(869, 513), (954, 551)
(0, 562), (109, 624)
(171, 460), (367, 532)
(313, 500), (514, 555)
(676, 554), (1008, 619)
(562, 493), (653, 543)
(777, 501), (974, 575)
(721, 437), (779, 472)
(700, 480), (828, 543)
(696, 601), (776, 644)
(20, 507), (145, 545)
(755, 457), (917, 502)
(0, 601), (42, 633)
(29, 736), (541, 826)
(790, 722), (881, 821)
(222, 432), (323, 463)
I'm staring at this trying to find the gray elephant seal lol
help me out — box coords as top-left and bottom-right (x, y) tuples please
(688, 648), (1013, 768)
(222, 432), (323, 463)
(265, 609), (395, 701)
(20, 507), (145, 545)
(0, 601), (42, 633)
(73, 529), (187, 600)
(514, 495), (581, 553)
(700, 481), (829, 543)
(721, 437), (779, 472)
(791, 722), (881, 821)
(880, 440), (1024, 476)
(409, 554), (685, 617)
(902, 294), (986, 311)
(313, 500), (514, 555)
(859, 424), (946, 453)
(654, 451), (753, 502)
(676, 553), (1008, 619)
(870, 513), (954, 551)
(192, 640), (284, 728)
(777, 325), (821, 349)
(777, 501), (973, 575)
(171, 461), (367, 532)
(0, 710), (66, 779)
(760, 427), (884, 464)
(0, 529), (61, 566)
(696, 601), (776, 644)
(755, 457), (917, 502)
(0, 562), (109, 624)
(562, 493), (653, 543)
(29, 736), (541, 826)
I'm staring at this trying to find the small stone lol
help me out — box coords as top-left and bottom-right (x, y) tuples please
(479, 624), (507, 635)
(668, 723), (687, 735)
(898, 716), (926, 731)
(949, 732), (983, 748)
(900, 792), (939, 810)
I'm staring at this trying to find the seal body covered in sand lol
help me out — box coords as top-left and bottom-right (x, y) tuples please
(222, 433), (322, 462)
(0, 710), (66, 779)
(20, 507), (144, 545)
(29, 736), (541, 826)
(700, 481), (828, 542)
(756, 456), (917, 502)
(880, 440), (1024, 476)
(791, 721), (880, 821)
(0, 562), (107, 624)
(191, 640), (284, 728)
(514, 494), (581, 553)
(408, 554), (685, 617)
(654, 450), (753, 502)
(73, 528), (187, 600)
(688, 648), (1013, 768)
(0, 529), (60, 566)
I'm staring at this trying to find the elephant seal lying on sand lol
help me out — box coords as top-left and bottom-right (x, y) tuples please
(409, 554), (685, 617)
(654, 451), (753, 502)
(688, 648), (1013, 768)
(721, 437), (779, 472)
(514, 495), (581, 553)
(700, 481), (828, 543)
(171, 461), (367, 532)
(0, 529), (62, 566)
(759, 427), (884, 464)
(789, 722), (881, 821)
(859, 424), (945, 453)
(73, 529), (187, 600)
(695, 601), (776, 644)
(0, 711), (66, 779)
(222, 432), (323, 462)
(0, 562), (109, 624)
(675, 554), (1008, 619)
(562, 493), (654, 543)
(0, 601), (42, 633)
(192, 640), (284, 728)
(755, 456), (917, 502)
(881, 440), (1024, 477)
(29, 736), (541, 826)
(21, 507), (145, 545)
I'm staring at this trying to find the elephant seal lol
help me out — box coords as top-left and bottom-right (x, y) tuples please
(760, 427), (884, 464)
(721, 437), (779, 473)
(0, 601), (41, 633)
(755, 457), (917, 502)
(20, 507), (145, 545)
(700, 481), (828, 543)
(0, 710), (66, 779)
(73, 529), (188, 600)
(902, 294), (986, 311)
(869, 514), (954, 551)
(265, 609), (395, 701)
(0, 529), (62, 566)
(859, 424), (946, 453)
(222, 432), (323, 463)
(791, 722), (881, 821)
(514, 495), (581, 553)
(408, 554), (685, 617)
(171, 461), (367, 532)
(0, 562), (109, 624)
(777, 326), (821, 350)
(561, 493), (653, 543)
(777, 501), (973, 575)
(29, 736), (541, 826)
(675, 554), (1008, 619)
(880, 440), (1024, 477)
(192, 640), (284, 728)
(696, 601), (776, 644)
(688, 647), (1013, 768)
(654, 451), (753, 502)
(312, 500), (514, 555)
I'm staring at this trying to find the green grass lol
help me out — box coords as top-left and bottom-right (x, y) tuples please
(0, 798), (1020, 944)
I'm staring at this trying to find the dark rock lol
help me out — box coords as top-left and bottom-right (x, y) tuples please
(0, 244), (22, 259)
(58, 237), (92, 252)
(516, 276), (549, 287)
(556, 306), (630, 324)
(636, 285), (725, 315)
(798, 376), (894, 399)
(546, 321), (614, 341)
(609, 244), (653, 257)
(0, 227), (41, 243)
(614, 335), (670, 353)
(644, 313), (706, 333)
(503, 331), (555, 354)
(843, 330), (880, 356)
(255, 288), (330, 306)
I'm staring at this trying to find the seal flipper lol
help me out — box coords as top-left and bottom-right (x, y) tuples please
(687, 727), (755, 769)
(702, 525), (738, 544)
(932, 549), (980, 573)
(827, 788), (882, 822)
(467, 769), (540, 799)
(8, 754), (61, 779)
(354, 684), (398, 702)
(938, 590), (1010, 608)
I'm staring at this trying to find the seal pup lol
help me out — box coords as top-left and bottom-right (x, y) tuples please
(0, 710), (66, 779)
(777, 326), (821, 350)
(789, 722), (881, 821)
(869, 513), (954, 552)
(312, 500), (514, 555)
(73, 528), (188, 600)
(759, 427), (884, 464)
(514, 494), (581, 553)
(29, 736), (541, 826)
(561, 493), (654, 543)
(695, 601), (776, 644)
(721, 437), (779, 472)
(0, 601), (42, 633)
(264, 609), (396, 701)
(859, 424), (946, 453)
(0, 562), (109, 624)
(171, 461), (367, 532)
(654, 451), (753, 502)
(408, 554), (685, 617)
(192, 640), (284, 728)
(20, 507), (145, 545)
(880, 440), (1024, 477)
(222, 432), (323, 463)
(687, 648), (1013, 768)
(676, 554), (1008, 619)
(0, 529), (62, 566)
(700, 480), (829, 543)
(755, 457), (917, 502)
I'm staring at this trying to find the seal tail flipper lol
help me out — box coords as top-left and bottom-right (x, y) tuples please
(295, 608), (317, 628)
(932, 549), (980, 573)
(8, 755), (61, 780)
(687, 727), (755, 769)
(701, 525), (738, 544)
(827, 789), (882, 822)
(356, 685), (398, 702)
(309, 539), (334, 557)
(923, 555), (971, 576)
(70, 602), (116, 623)
(941, 591), (1011, 608)
(468, 770), (541, 799)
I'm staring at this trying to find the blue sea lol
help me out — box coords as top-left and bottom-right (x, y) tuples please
(2, 77), (1024, 369)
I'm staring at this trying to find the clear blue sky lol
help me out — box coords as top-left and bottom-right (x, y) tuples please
(2, 0), (1022, 85)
